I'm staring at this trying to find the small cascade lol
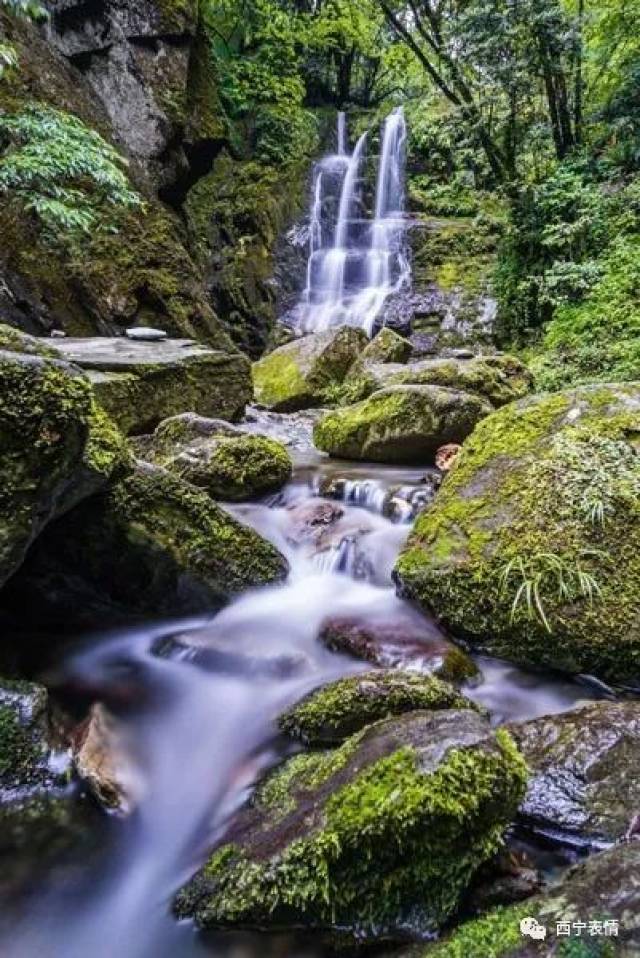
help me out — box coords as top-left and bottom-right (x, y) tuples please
(297, 109), (410, 336)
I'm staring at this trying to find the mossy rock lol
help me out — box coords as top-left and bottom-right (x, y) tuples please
(0, 333), (129, 588)
(314, 385), (492, 464)
(175, 710), (527, 940)
(136, 413), (292, 500)
(343, 354), (532, 407)
(361, 328), (412, 365)
(3, 463), (288, 628)
(395, 384), (640, 683)
(253, 327), (368, 412)
(0, 679), (51, 790)
(510, 701), (640, 847)
(48, 337), (252, 435)
(415, 842), (640, 957)
(278, 671), (479, 745)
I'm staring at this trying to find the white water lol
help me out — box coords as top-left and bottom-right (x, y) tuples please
(298, 109), (411, 336)
(1, 429), (601, 958)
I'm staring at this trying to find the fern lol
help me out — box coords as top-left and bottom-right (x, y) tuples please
(0, 105), (143, 233)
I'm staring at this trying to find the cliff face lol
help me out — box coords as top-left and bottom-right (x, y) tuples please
(0, 0), (316, 356)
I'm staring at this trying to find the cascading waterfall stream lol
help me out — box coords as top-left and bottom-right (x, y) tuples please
(298, 108), (411, 336)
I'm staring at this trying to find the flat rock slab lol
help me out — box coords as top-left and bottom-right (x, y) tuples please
(49, 338), (252, 435)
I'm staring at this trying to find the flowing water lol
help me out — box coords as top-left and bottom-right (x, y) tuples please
(0, 415), (604, 958)
(297, 110), (411, 335)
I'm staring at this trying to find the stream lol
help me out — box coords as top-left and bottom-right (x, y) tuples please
(1, 410), (603, 958)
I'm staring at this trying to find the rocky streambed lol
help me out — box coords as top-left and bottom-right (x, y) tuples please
(1, 324), (639, 958)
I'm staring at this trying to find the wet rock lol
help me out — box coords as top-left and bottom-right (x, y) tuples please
(0, 679), (53, 792)
(132, 413), (292, 501)
(314, 385), (492, 464)
(73, 704), (140, 814)
(3, 463), (288, 628)
(285, 499), (345, 545)
(360, 327), (412, 365)
(0, 328), (128, 588)
(319, 616), (480, 683)
(252, 327), (368, 412)
(175, 710), (527, 940)
(342, 353), (532, 407)
(509, 701), (640, 848)
(279, 670), (479, 745)
(464, 847), (543, 916)
(436, 443), (461, 472)
(415, 843), (640, 957)
(396, 384), (640, 684)
(48, 337), (252, 435)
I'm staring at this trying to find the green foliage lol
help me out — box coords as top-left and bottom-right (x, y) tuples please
(0, 105), (142, 234)
(500, 551), (602, 633)
(0, 0), (47, 20)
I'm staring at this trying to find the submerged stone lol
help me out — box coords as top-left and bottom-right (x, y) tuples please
(3, 464), (288, 628)
(314, 385), (491, 464)
(279, 671), (479, 745)
(252, 327), (367, 411)
(395, 384), (640, 683)
(48, 337), (252, 435)
(510, 701), (640, 848)
(175, 710), (527, 940)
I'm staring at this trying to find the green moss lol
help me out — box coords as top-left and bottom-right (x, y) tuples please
(279, 672), (478, 745)
(396, 386), (640, 682)
(83, 401), (131, 479)
(175, 717), (527, 936)
(252, 349), (308, 409)
(423, 903), (531, 958)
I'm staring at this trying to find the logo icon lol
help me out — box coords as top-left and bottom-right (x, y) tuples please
(520, 917), (547, 941)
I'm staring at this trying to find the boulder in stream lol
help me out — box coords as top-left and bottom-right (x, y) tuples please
(133, 413), (292, 501)
(3, 463), (289, 628)
(412, 842), (640, 957)
(395, 384), (640, 684)
(279, 670), (479, 745)
(175, 710), (527, 940)
(48, 337), (252, 435)
(314, 385), (492, 464)
(252, 327), (367, 411)
(510, 701), (640, 848)
(0, 327), (129, 589)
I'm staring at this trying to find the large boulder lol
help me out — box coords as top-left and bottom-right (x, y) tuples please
(415, 843), (640, 957)
(175, 710), (527, 940)
(344, 354), (532, 407)
(314, 385), (492, 464)
(132, 413), (292, 501)
(48, 338), (252, 435)
(3, 464), (288, 627)
(510, 702), (640, 848)
(0, 328), (128, 588)
(279, 671), (479, 745)
(252, 327), (368, 412)
(395, 385), (640, 683)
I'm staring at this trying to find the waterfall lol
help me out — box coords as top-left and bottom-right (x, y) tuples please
(298, 108), (410, 336)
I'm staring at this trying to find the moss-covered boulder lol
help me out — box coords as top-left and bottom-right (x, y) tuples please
(175, 710), (527, 940)
(279, 671), (479, 745)
(133, 413), (292, 500)
(510, 702), (640, 848)
(0, 331), (129, 587)
(319, 616), (480, 684)
(314, 385), (492, 464)
(253, 327), (368, 412)
(343, 354), (532, 407)
(414, 843), (640, 957)
(362, 327), (412, 365)
(48, 337), (252, 435)
(0, 679), (53, 791)
(395, 384), (640, 683)
(3, 464), (288, 627)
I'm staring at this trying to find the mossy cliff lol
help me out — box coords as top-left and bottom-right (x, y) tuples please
(175, 710), (526, 940)
(3, 464), (289, 627)
(395, 384), (640, 683)
(0, 327), (128, 589)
